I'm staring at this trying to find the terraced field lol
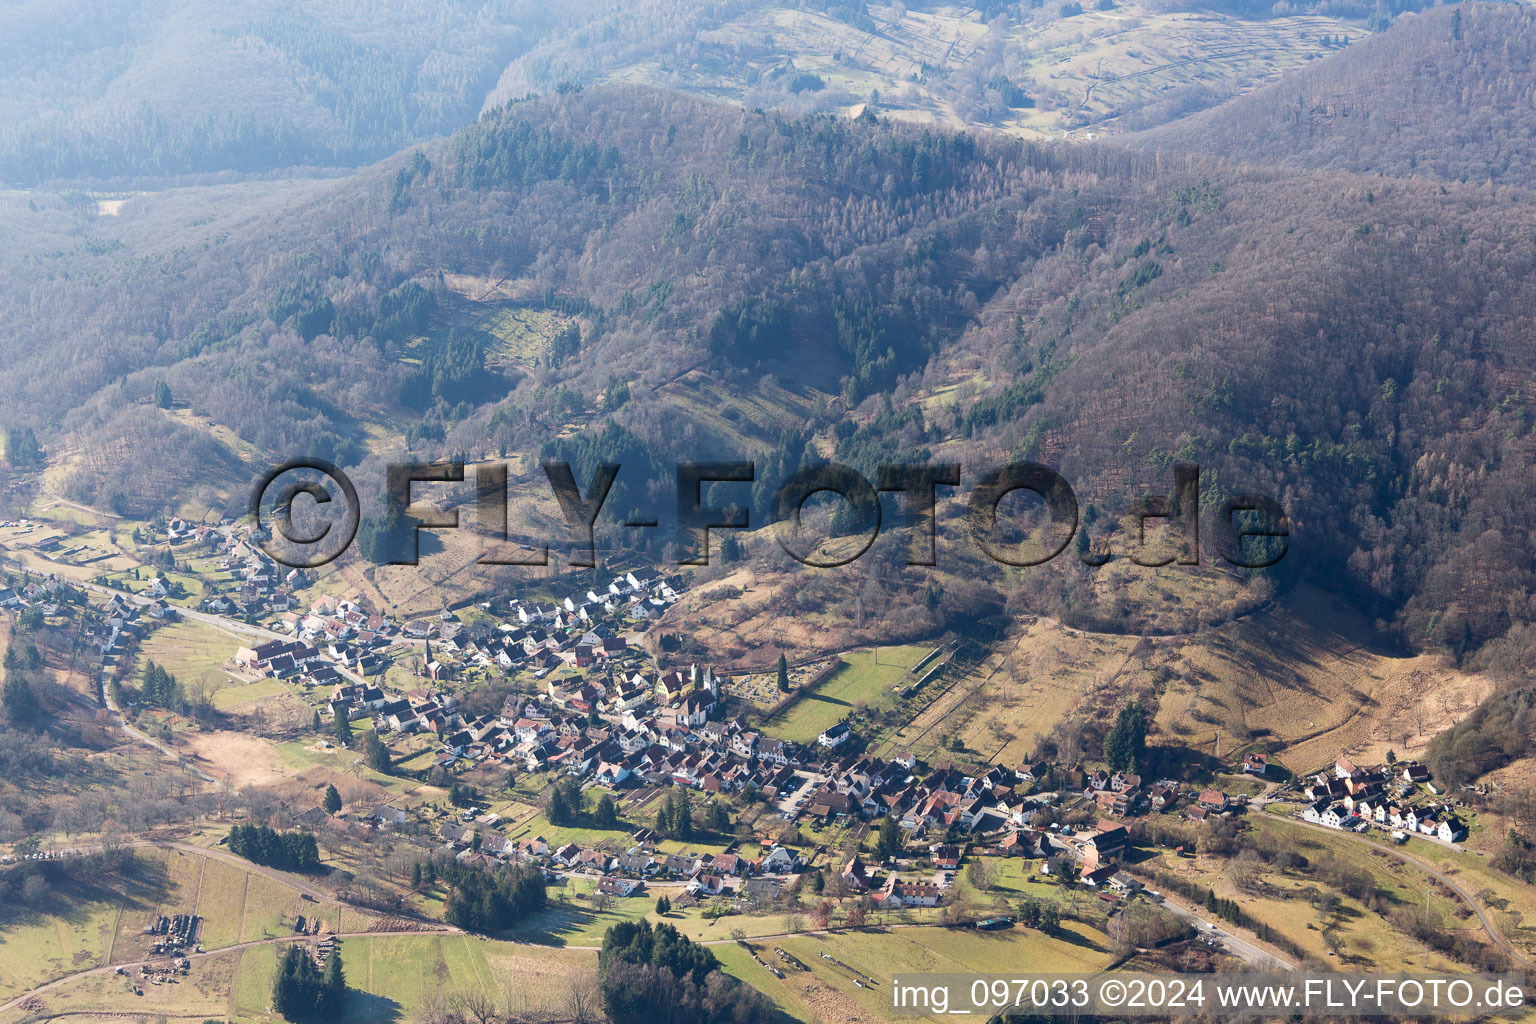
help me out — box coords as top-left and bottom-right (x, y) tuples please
(764, 645), (932, 743)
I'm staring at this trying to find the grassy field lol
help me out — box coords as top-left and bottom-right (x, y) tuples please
(655, 369), (821, 459)
(653, 564), (951, 672)
(176, 729), (421, 797)
(878, 618), (1138, 766)
(494, 799), (741, 862)
(195, 857), (252, 949)
(736, 922), (1116, 1022)
(0, 892), (119, 1002)
(0, 845), (429, 1023)
(865, 578), (1496, 784)
(238, 871), (310, 943)
(1146, 815), (1476, 971)
(498, 808), (652, 854)
(212, 676), (290, 712)
(230, 942), (280, 1019)
(1151, 584), (1492, 771)
(0, 948), (244, 1023)
(1429, 848), (1536, 961)
(713, 942), (815, 1022)
(1257, 809), (1536, 959)
(0, 843), (357, 1011)
(224, 933), (594, 1023)
(504, 882), (660, 947)
(953, 855), (1064, 905)
(137, 618), (241, 699)
(764, 645), (932, 744)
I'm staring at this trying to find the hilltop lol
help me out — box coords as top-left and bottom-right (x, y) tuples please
(3, 80), (1536, 656)
(1139, 3), (1536, 186)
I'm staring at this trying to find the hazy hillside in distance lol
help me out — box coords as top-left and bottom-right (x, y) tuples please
(1140, 3), (1536, 185)
(0, 0), (1445, 186)
(485, 0), (1381, 140)
(0, 0), (565, 184)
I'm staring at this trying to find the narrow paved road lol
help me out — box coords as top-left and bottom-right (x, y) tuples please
(1142, 886), (1294, 971)
(0, 839), (462, 1014)
(1278, 814), (1531, 966)
(0, 928), (442, 1014)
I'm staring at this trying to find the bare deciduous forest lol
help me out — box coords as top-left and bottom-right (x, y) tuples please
(0, 0), (1534, 857)
(3, 6), (1535, 669)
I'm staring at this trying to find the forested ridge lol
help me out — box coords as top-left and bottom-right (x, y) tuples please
(0, 0), (568, 184)
(3, 8), (1536, 668)
(1141, 4), (1536, 186)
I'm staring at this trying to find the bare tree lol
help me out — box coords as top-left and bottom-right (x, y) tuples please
(562, 970), (601, 1024)
(500, 976), (533, 1021)
(1232, 848), (1266, 894)
(450, 986), (500, 1024)
(415, 990), (462, 1024)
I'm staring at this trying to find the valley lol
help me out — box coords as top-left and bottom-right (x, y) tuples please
(3, 2), (1536, 1022)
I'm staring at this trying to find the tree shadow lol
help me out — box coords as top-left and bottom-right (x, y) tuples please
(0, 852), (171, 933)
(504, 896), (622, 947)
(1046, 922), (1110, 954)
(1150, 745), (1225, 781)
(343, 990), (403, 1024)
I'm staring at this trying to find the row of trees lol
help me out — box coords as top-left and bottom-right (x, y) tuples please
(226, 825), (323, 873)
(441, 861), (547, 934)
(599, 920), (773, 1024)
(653, 791), (694, 840)
(272, 945), (346, 1022)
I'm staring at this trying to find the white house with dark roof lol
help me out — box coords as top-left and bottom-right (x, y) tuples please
(818, 722), (851, 748)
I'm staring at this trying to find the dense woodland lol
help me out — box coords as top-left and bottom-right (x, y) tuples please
(271, 944), (346, 1024)
(0, 0), (576, 183)
(440, 860), (547, 933)
(3, 5), (1536, 782)
(1144, 4), (1536, 186)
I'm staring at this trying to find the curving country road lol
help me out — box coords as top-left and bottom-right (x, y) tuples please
(1276, 814), (1532, 966)
(1148, 887), (1294, 971)
(0, 837), (460, 1015)
(0, 928), (443, 1015)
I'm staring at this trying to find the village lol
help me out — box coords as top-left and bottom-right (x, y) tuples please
(0, 510), (1495, 975)
(78, 566), (1480, 930)
(1300, 755), (1467, 844)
